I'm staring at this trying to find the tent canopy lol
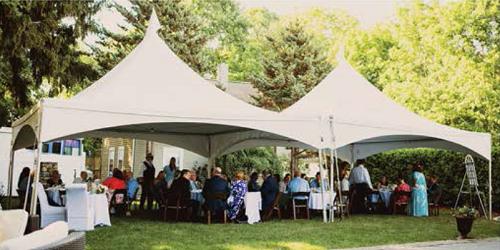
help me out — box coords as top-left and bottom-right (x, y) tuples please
(11, 10), (325, 157)
(282, 58), (491, 161)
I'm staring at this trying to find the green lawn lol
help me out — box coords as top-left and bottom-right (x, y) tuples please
(86, 212), (500, 250)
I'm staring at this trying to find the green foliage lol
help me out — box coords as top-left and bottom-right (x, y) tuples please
(0, 0), (102, 126)
(452, 205), (480, 218)
(347, 0), (499, 149)
(215, 147), (284, 178)
(250, 19), (332, 111)
(366, 149), (500, 208)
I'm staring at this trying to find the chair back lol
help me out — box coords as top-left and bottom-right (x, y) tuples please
(205, 192), (228, 201)
(291, 192), (310, 199)
(111, 189), (127, 205)
(65, 184), (89, 216)
(35, 182), (50, 209)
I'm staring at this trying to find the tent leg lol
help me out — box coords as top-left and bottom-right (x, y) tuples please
(29, 142), (42, 216)
(329, 149), (335, 222)
(318, 148), (327, 223)
(7, 148), (15, 209)
(488, 159), (492, 220)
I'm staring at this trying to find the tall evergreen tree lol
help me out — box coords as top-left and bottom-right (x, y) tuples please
(250, 19), (332, 111)
(93, 0), (210, 75)
(0, 1), (102, 126)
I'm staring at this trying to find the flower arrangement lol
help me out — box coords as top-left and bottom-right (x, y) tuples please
(452, 206), (480, 219)
(95, 184), (107, 194)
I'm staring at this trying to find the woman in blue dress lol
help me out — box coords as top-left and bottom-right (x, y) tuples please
(228, 171), (247, 221)
(409, 163), (428, 217)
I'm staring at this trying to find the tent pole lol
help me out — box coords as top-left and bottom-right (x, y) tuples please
(7, 147), (15, 209)
(29, 141), (42, 215)
(318, 148), (327, 223)
(329, 149), (334, 222)
(488, 159), (492, 220)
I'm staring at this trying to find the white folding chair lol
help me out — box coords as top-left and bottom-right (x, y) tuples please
(35, 182), (66, 228)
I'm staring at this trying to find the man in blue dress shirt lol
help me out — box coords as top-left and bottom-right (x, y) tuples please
(288, 170), (310, 200)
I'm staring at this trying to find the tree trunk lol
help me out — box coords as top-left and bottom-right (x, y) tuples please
(290, 147), (299, 174)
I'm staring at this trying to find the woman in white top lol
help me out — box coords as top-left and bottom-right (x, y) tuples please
(279, 174), (291, 193)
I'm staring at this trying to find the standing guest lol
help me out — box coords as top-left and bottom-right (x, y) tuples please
(279, 174), (291, 193)
(202, 167), (230, 216)
(288, 170), (310, 200)
(73, 171), (89, 183)
(228, 171), (247, 221)
(260, 170), (279, 211)
(349, 159), (373, 214)
(248, 172), (260, 192)
(17, 167), (31, 192)
(124, 170), (139, 199)
(47, 170), (63, 187)
(310, 172), (329, 191)
(140, 153), (156, 210)
(163, 157), (177, 189)
(102, 168), (126, 190)
(409, 163), (428, 217)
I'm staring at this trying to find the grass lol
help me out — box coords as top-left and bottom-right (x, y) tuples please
(85, 210), (500, 250)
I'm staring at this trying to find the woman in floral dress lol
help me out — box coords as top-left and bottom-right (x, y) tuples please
(228, 171), (247, 221)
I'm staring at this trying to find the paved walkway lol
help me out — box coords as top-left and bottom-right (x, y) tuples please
(342, 237), (500, 250)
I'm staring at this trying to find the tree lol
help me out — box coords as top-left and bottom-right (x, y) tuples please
(250, 19), (332, 111)
(0, 1), (102, 126)
(216, 147), (284, 178)
(93, 0), (210, 75)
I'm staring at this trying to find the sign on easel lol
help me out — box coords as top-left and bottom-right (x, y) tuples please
(465, 155), (478, 187)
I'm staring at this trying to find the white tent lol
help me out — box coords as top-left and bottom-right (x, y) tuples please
(7, 11), (328, 216)
(282, 57), (492, 218)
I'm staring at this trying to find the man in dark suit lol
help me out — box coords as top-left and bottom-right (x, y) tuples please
(140, 153), (156, 210)
(202, 167), (230, 215)
(260, 169), (279, 211)
(168, 169), (198, 220)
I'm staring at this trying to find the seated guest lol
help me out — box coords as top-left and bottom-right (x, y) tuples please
(273, 174), (280, 184)
(288, 170), (310, 200)
(73, 171), (89, 183)
(427, 175), (442, 203)
(339, 163), (350, 192)
(124, 170), (139, 199)
(261, 170), (279, 211)
(279, 174), (291, 193)
(47, 170), (63, 187)
(248, 172), (260, 192)
(310, 172), (330, 191)
(168, 170), (191, 203)
(228, 171), (247, 222)
(153, 171), (168, 203)
(190, 170), (201, 190)
(102, 168), (126, 190)
(202, 167), (230, 214)
(376, 176), (389, 190)
(394, 175), (411, 203)
(349, 159), (373, 214)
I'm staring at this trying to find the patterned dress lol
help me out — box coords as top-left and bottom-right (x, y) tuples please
(228, 180), (247, 220)
(409, 171), (428, 217)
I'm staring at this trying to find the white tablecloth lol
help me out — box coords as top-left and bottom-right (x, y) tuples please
(379, 190), (392, 208)
(244, 192), (262, 224)
(89, 194), (111, 227)
(308, 192), (336, 210)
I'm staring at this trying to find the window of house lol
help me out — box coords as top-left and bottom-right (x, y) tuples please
(42, 143), (49, 153)
(117, 146), (125, 169)
(51, 142), (62, 154)
(108, 147), (115, 173)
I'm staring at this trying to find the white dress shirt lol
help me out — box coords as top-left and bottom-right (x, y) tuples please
(348, 165), (373, 189)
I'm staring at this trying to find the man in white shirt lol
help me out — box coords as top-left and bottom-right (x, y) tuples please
(348, 159), (373, 214)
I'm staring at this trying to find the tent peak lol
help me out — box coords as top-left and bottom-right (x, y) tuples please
(146, 8), (161, 35)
